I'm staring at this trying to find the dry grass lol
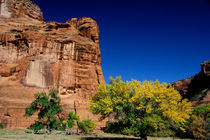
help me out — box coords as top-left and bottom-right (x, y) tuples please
(0, 130), (80, 140)
(0, 129), (192, 140)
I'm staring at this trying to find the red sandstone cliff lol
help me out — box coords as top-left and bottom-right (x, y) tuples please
(172, 61), (210, 106)
(0, 0), (105, 130)
(0, 0), (43, 20)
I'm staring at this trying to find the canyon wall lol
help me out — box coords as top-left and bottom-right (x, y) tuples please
(0, 0), (105, 130)
(0, 0), (43, 20)
(172, 61), (210, 106)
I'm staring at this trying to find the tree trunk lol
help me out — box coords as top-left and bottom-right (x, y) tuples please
(46, 122), (52, 134)
(140, 135), (147, 140)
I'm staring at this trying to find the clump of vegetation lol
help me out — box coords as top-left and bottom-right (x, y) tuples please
(192, 105), (210, 118)
(24, 90), (64, 133)
(181, 105), (210, 140)
(66, 112), (80, 129)
(78, 120), (96, 134)
(189, 115), (207, 140)
(0, 121), (3, 129)
(90, 76), (192, 139)
(24, 89), (95, 134)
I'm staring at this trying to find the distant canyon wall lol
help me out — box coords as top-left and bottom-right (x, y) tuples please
(172, 61), (210, 106)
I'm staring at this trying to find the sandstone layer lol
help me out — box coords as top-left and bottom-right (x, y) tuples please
(0, 0), (105, 130)
(0, 0), (43, 21)
(172, 61), (210, 106)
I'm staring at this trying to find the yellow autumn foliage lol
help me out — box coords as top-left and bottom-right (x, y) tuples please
(90, 76), (192, 137)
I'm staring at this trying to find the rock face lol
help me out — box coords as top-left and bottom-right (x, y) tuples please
(0, 0), (105, 130)
(172, 61), (210, 106)
(0, 0), (43, 21)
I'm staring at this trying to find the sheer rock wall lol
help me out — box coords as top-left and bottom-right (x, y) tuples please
(0, 0), (105, 130)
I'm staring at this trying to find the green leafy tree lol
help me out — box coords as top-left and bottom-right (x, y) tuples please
(24, 90), (63, 133)
(78, 120), (96, 134)
(90, 77), (192, 139)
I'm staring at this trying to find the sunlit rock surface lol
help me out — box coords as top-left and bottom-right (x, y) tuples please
(0, 0), (105, 130)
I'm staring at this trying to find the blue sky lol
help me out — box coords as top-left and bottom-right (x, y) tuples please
(32, 0), (210, 83)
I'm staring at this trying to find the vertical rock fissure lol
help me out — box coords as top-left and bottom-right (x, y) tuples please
(57, 43), (64, 92)
(59, 43), (64, 60)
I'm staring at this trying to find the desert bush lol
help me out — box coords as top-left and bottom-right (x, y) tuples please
(90, 76), (192, 139)
(78, 120), (96, 134)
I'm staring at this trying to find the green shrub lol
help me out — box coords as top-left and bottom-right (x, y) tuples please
(0, 121), (3, 129)
(192, 105), (210, 118)
(28, 121), (45, 133)
(67, 112), (80, 129)
(78, 120), (96, 134)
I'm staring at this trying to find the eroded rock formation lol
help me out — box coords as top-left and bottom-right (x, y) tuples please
(0, 0), (43, 20)
(0, 0), (105, 130)
(172, 61), (210, 106)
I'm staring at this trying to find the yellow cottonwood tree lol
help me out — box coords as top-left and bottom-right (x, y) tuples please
(90, 77), (192, 139)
